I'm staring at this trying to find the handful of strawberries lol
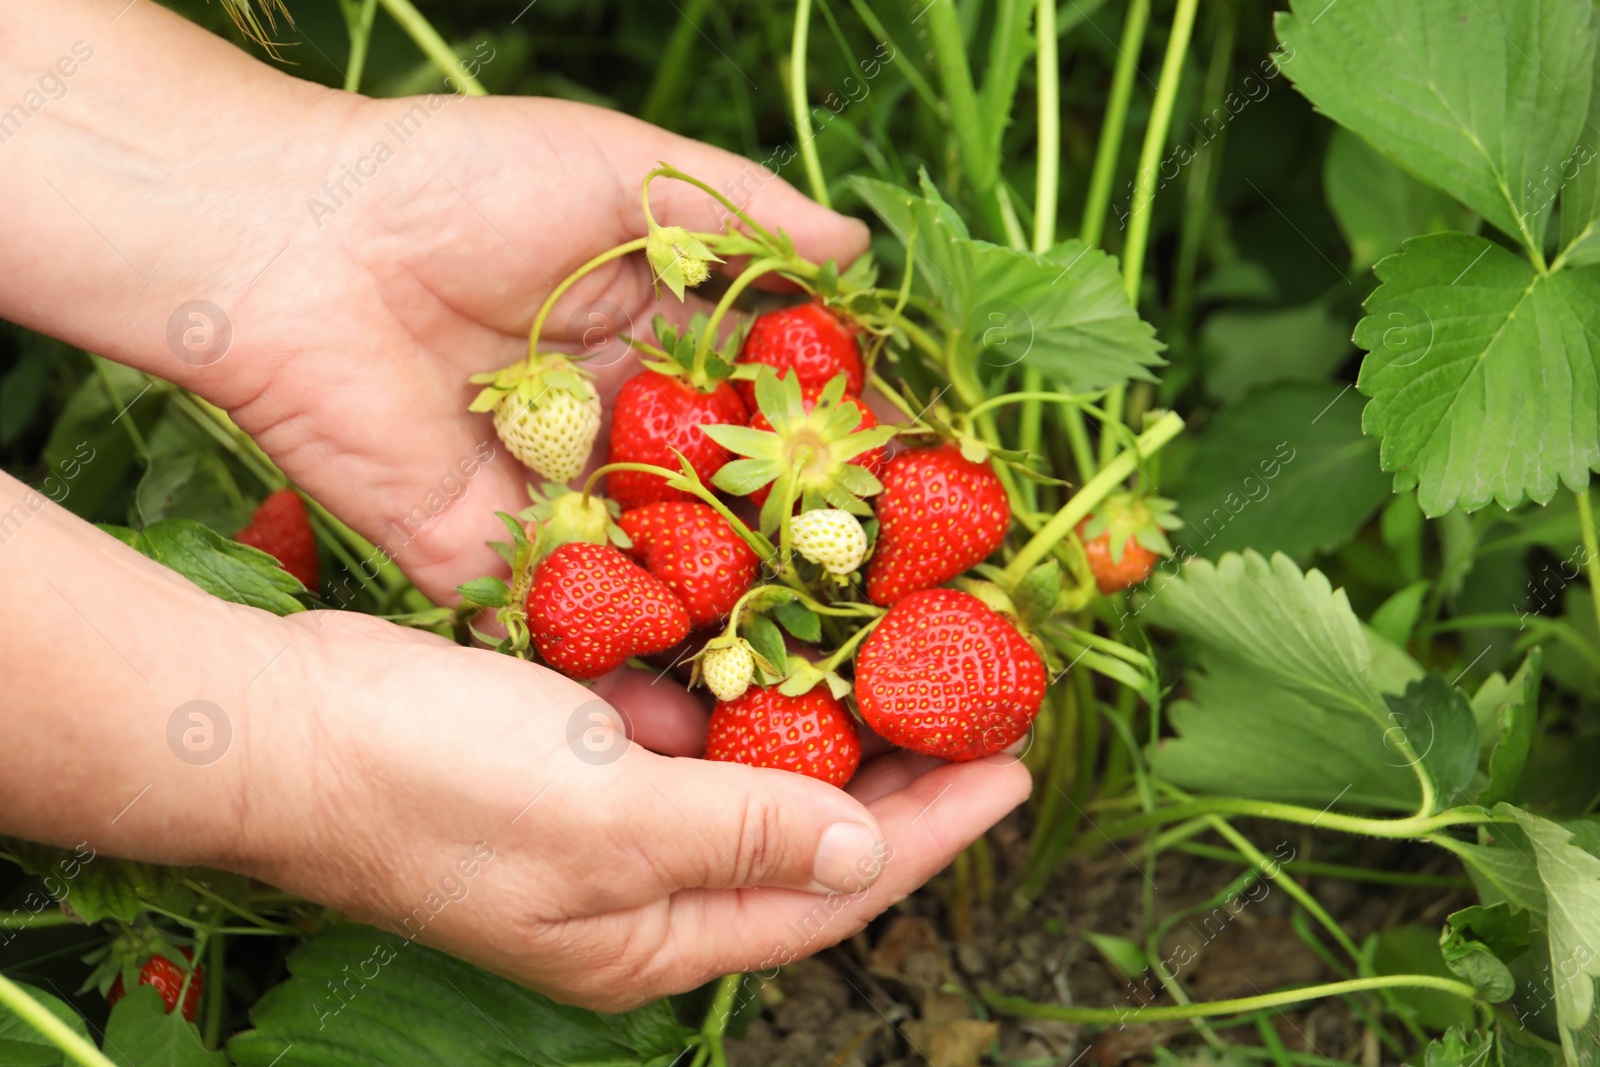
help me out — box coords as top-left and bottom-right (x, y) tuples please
(452, 165), (1182, 788)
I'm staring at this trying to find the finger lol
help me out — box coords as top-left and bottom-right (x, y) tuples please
(589, 667), (709, 757)
(845, 749), (945, 804)
(583, 109), (871, 270)
(652, 758), (1031, 985)
(613, 757), (887, 895)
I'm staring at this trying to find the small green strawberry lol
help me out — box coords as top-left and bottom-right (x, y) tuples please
(646, 225), (721, 300)
(470, 354), (600, 483)
(701, 639), (756, 702)
(790, 509), (869, 575)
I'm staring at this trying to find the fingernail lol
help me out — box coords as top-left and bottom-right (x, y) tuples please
(811, 822), (884, 894)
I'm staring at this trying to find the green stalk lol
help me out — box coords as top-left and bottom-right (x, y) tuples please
(375, 0), (487, 95)
(1101, 0), (1199, 464)
(924, 0), (1001, 234)
(692, 256), (786, 375)
(94, 359), (149, 459)
(1088, 798), (1502, 843)
(641, 0), (714, 125)
(1170, 843), (1472, 889)
(841, 0), (940, 111)
(0, 974), (117, 1067)
(339, 0), (379, 93)
(701, 973), (744, 1067)
(790, 0), (830, 207)
(1577, 488), (1600, 642)
(1078, 0), (1151, 247)
(985, 974), (1480, 1025)
(1004, 410), (1183, 582)
(582, 462), (773, 562)
(1018, 0), (1061, 497)
(527, 238), (648, 359)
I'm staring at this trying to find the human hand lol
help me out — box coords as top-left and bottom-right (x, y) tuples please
(238, 609), (1030, 1011)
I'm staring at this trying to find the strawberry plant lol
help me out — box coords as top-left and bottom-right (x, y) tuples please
(4, 0), (1600, 1065)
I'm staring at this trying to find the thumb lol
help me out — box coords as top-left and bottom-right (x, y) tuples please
(625, 757), (887, 896)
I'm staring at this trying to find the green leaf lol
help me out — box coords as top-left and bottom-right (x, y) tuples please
(1372, 924), (1477, 1032)
(1477, 651), (1543, 807)
(1175, 383), (1390, 560)
(771, 600), (821, 644)
(1324, 127), (1478, 272)
(1370, 581), (1431, 646)
(0, 346), (51, 448)
(130, 520), (305, 615)
(1384, 674), (1480, 811)
(1080, 931), (1148, 982)
(1420, 1028), (1493, 1067)
(1558, 46), (1600, 269)
(1507, 808), (1600, 1066)
(742, 615), (787, 677)
(1145, 551), (1432, 809)
(851, 177), (1162, 391)
(104, 987), (224, 1067)
(1354, 233), (1600, 515)
(455, 577), (510, 609)
(1277, 0), (1595, 250)
(1442, 903), (1535, 1002)
(228, 925), (692, 1066)
(3, 841), (178, 924)
(1200, 303), (1354, 404)
(0, 982), (90, 1067)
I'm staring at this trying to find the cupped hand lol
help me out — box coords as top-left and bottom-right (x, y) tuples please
(242, 610), (1030, 1011)
(183, 91), (867, 606)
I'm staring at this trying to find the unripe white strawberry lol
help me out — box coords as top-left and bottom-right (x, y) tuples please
(471, 356), (600, 483)
(791, 509), (868, 575)
(702, 640), (755, 702)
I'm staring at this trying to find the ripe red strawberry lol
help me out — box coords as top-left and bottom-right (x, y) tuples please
(746, 386), (886, 508)
(736, 301), (864, 409)
(236, 488), (319, 589)
(606, 374), (748, 510)
(864, 446), (1010, 605)
(705, 686), (861, 787)
(107, 950), (202, 1022)
(526, 541), (691, 679)
(618, 502), (761, 629)
(855, 588), (1046, 761)
(1076, 494), (1180, 594)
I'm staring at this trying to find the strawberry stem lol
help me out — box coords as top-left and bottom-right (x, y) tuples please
(581, 462), (775, 562)
(691, 255), (785, 382)
(526, 237), (649, 360)
(812, 613), (882, 673)
(645, 165), (781, 247)
(1002, 410), (1184, 585)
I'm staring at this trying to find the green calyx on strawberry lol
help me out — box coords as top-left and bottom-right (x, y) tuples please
(82, 926), (202, 1022)
(607, 314), (750, 510)
(519, 483), (630, 558)
(645, 225), (722, 301)
(455, 511), (541, 656)
(1077, 492), (1181, 594)
(469, 353), (601, 484)
(704, 369), (897, 535)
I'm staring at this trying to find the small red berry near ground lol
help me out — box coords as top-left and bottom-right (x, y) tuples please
(705, 686), (861, 787)
(526, 541), (691, 679)
(855, 588), (1046, 761)
(865, 446), (1010, 605)
(736, 301), (865, 409)
(235, 488), (319, 589)
(617, 501), (761, 630)
(606, 374), (748, 510)
(107, 950), (203, 1022)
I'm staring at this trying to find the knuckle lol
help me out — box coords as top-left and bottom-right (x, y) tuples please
(731, 792), (790, 886)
